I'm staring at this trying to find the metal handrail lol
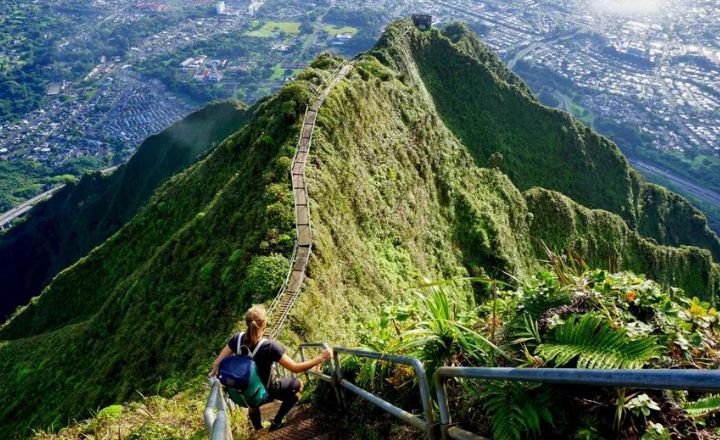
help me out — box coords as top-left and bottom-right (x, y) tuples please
(434, 367), (720, 440)
(298, 342), (343, 406)
(204, 378), (232, 440)
(333, 347), (435, 439)
(268, 242), (298, 315)
(299, 343), (335, 384)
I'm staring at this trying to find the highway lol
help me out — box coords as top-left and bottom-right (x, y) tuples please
(0, 187), (64, 228)
(630, 159), (720, 208)
(0, 165), (119, 229)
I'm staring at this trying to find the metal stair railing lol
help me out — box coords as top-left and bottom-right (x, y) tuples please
(204, 62), (354, 440)
(298, 342), (345, 406)
(266, 62), (353, 339)
(266, 103), (314, 339)
(291, 344), (436, 439)
(333, 347), (435, 440)
(204, 378), (232, 440)
(434, 367), (720, 440)
(208, 339), (720, 440)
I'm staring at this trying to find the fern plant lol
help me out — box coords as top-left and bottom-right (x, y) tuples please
(475, 380), (553, 440)
(684, 394), (720, 417)
(538, 314), (661, 368)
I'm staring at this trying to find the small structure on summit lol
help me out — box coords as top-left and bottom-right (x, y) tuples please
(412, 14), (432, 31)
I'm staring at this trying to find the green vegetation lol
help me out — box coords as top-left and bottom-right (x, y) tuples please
(245, 21), (301, 38)
(370, 22), (720, 261)
(32, 380), (232, 440)
(2, 21), (720, 438)
(645, 171), (720, 233)
(0, 157), (103, 211)
(344, 263), (720, 439)
(526, 187), (720, 300)
(634, 149), (720, 233)
(0, 101), (249, 323)
(515, 58), (720, 235)
(0, 72), (314, 437)
(322, 24), (358, 35)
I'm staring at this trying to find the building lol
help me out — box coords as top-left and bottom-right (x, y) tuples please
(216, 1), (226, 15)
(248, 0), (263, 16)
(47, 83), (61, 96)
(412, 14), (432, 31)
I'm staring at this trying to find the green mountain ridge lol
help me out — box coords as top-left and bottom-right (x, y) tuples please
(0, 100), (249, 323)
(1, 20), (719, 437)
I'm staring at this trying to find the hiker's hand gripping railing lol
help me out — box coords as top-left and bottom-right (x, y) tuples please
(298, 342), (344, 406)
(434, 367), (720, 440)
(299, 342), (335, 384)
(204, 377), (232, 440)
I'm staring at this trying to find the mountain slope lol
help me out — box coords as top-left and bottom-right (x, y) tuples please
(527, 187), (719, 302)
(1, 21), (719, 438)
(0, 101), (249, 323)
(372, 22), (720, 261)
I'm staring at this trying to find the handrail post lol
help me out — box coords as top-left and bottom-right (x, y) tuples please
(297, 342), (343, 406)
(333, 348), (347, 409)
(321, 342), (344, 407)
(333, 347), (434, 439)
(434, 369), (451, 440)
(410, 358), (435, 440)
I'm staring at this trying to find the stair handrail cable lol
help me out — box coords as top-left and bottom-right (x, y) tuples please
(266, 62), (353, 339)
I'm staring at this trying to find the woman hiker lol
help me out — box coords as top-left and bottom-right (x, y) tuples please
(210, 305), (333, 431)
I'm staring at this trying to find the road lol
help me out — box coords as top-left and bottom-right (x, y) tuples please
(0, 187), (64, 228)
(630, 159), (720, 209)
(507, 30), (582, 70)
(0, 166), (119, 229)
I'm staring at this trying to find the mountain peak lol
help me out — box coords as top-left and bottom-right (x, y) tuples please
(1, 23), (719, 437)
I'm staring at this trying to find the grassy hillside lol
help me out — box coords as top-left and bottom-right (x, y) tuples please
(371, 22), (720, 261)
(526, 187), (720, 301)
(0, 82), (308, 435)
(0, 101), (249, 323)
(1, 21), (720, 438)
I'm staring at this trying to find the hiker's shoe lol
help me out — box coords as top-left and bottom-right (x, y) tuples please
(269, 421), (285, 431)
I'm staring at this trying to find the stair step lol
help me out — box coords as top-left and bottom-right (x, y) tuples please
(250, 403), (336, 440)
(266, 63), (352, 342)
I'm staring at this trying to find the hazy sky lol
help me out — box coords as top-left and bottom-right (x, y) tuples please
(586, 0), (672, 15)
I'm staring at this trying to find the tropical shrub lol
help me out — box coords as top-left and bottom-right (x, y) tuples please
(347, 256), (720, 439)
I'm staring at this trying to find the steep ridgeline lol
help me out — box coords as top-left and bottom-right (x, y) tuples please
(372, 22), (720, 262)
(1, 22), (719, 438)
(0, 101), (249, 323)
(266, 63), (354, 339)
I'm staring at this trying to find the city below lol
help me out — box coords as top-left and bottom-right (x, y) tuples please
(0, 0), (718, 225)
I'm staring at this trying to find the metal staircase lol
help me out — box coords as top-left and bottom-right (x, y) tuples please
(266, 63), (353, 339)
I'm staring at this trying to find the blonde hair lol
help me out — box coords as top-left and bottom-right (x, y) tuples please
(245, 305), (267, 347)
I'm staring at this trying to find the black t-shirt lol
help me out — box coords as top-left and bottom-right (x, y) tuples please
(227, 333), (285, 386)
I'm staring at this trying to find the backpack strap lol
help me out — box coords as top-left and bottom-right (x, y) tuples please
(237, 332), (265, 357)
(237, 332), (244, 355)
